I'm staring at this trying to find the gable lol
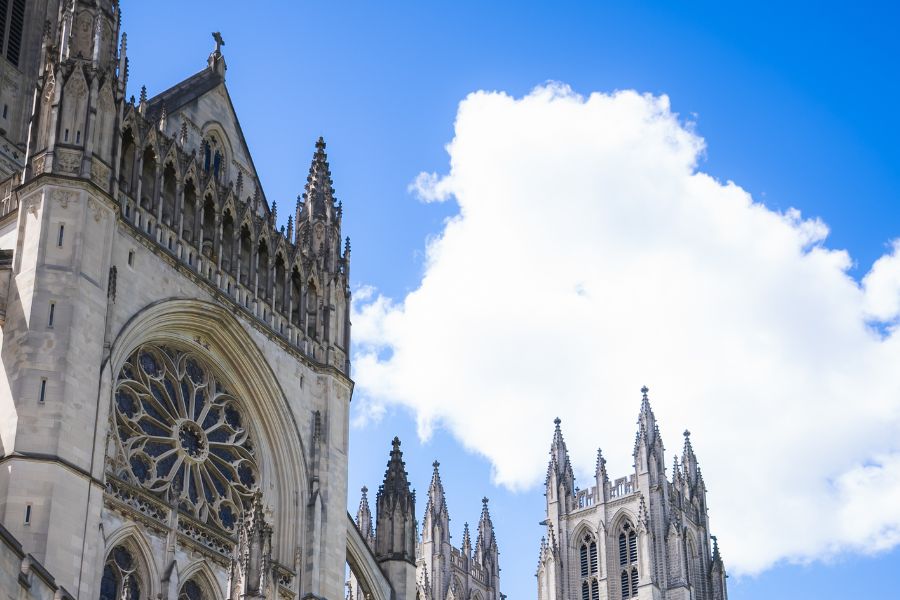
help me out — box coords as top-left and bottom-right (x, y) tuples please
(145, 64), (268, 214)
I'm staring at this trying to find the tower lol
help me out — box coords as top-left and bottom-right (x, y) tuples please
(536, 388), (728, 600)
(352, 446), (503, 600)
(375, 437), (417, 600)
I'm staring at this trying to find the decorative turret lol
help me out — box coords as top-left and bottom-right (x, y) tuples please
(474, 497), (500, 584)
(709, 536), (728, 600)
(23, 0), (123, 183)
(546, 418), (576, 507)
(461, 522), (473, 559)
(356, 486), (375, 548)
(375, 438), (418, 600)
(228, 492), (273, 600)
(633, 386), (666, 484)
(423, 461), (450, 545)
(301, 137), (337, 223)
(594, 447), (609, 499)
(375, 437), (416, 562)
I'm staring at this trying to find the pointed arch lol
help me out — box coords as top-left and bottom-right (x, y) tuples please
(273, 252), (287, 313)
(182, 177), (198, 243)
(614, 518), (639, 599)
(177, 560), (224, 600)
(162, 161), (177, 225)
(107, 299), (313, 562)
(119, 127), (137, 195)
(221, 208), (235, 274)
(60, 67), (88, 149)
(100, 525), (159, 600)
(140, 145), (158, 210)
(95, 80), (116, 161)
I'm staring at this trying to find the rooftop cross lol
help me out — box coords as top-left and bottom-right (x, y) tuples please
(212, 31), (225, 54)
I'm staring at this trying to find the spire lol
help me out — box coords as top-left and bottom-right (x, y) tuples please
(426, 460), (448, 519)
(303, 137), (337, 222)
(380, 437), (411, 499)
(595, 447), (608, 483)
(474, 497), (498, 570)
(356, 486), (375, 548)
(461, 522), (472, 558)
(374, 437), (416, 563)
(422, 460), (450, 546)
(139, 85), (148, 115)
(711, 535), (722, 563)
(682, 429), (702, 490)
(547, 418), (575, 498)
(633, 385), (663, 458)
(229, 491), (273, 600)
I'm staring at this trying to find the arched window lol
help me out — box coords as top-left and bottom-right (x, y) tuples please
(178, 578), (205, 600)
(618, 521), (639, 599)
(99, 545), (141, 600)
(579, 533), (599, 600)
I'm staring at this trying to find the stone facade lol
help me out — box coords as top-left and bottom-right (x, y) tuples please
(0, 3), (353, 600)
(536, 388), (727, 600)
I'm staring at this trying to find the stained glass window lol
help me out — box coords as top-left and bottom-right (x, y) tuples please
(113, 343), (259, 531)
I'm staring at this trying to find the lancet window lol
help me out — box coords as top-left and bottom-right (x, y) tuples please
(99, 546), (142, 600)
(579, 533), (599, 600)
(178, 578), (207, 600)
(618, 521), (638, 599)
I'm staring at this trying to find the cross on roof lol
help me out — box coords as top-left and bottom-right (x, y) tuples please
(212, 31), (225, 54)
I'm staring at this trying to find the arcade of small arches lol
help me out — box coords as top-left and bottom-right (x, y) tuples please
(114, 120), (348, 365)
(98, 537), (222, 600)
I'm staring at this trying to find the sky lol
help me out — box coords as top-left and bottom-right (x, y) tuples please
(122, 2), (900, 598)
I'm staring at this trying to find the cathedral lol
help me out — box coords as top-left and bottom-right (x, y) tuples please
(536, 389), (727, 600)
(0, 2), (500, 600)
(0, 2), (724, 600)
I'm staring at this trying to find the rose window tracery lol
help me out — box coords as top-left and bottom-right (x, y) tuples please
(113, 343), (259, 531)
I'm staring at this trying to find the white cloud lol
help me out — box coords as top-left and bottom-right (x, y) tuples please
(351, 84), (900, 574)
(863, 240), (900, 323)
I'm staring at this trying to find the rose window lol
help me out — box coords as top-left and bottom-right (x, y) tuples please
(113, 343), (259, 531)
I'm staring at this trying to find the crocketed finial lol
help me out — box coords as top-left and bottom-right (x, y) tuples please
(641, 385), (649, 399)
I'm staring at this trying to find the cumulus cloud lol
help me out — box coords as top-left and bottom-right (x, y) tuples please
(351, 84), (900, 574)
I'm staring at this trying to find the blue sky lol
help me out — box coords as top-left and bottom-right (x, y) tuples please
(125, 2), (900, 598)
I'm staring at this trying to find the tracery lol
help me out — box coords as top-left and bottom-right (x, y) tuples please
(112, 343), (259, 531)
